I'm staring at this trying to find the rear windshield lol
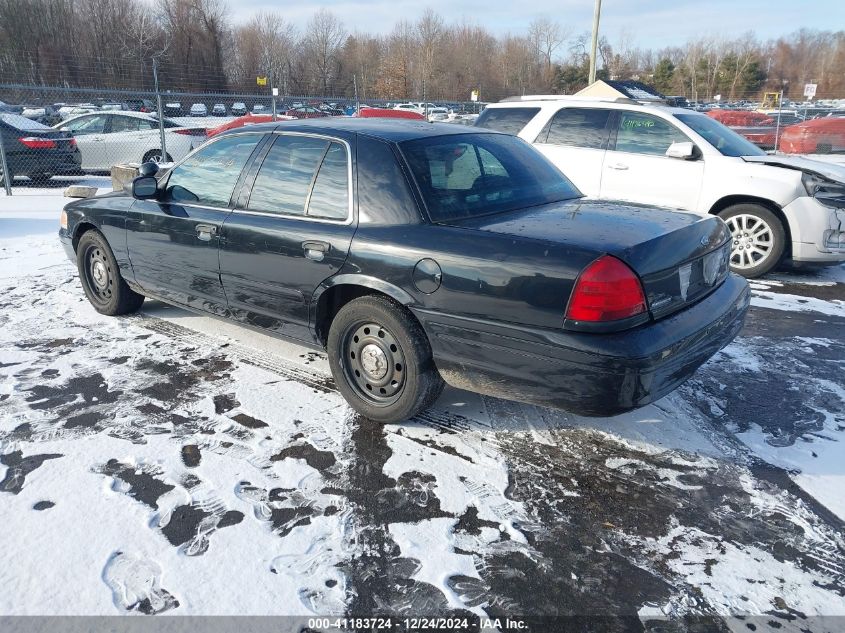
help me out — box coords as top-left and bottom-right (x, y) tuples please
(0, 113), (50, 131)
(474, 107), (540, 135)
(675, 113), (765, 157)
(400, 132), (581, 223)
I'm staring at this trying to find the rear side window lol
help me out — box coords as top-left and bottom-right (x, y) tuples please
(401, 133), (580, 222)
(164, 133), (261, 206)
(613, 112), (690, 156)
(247, 135), (350, 220)
(536, 108), (611, 149)
(475, 107), (540, 135)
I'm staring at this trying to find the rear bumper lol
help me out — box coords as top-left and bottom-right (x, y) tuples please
(418, 274), (750, 417)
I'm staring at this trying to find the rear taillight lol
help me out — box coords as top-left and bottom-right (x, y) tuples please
(566, 255), (647, 322)
(19, 137), (56, 149)
(68, 138), (76, 148)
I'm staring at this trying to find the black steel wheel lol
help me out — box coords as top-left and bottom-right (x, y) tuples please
(342, 321), (407, 406)
(328, 295), (444, 423)
(76, 230), (144, 316)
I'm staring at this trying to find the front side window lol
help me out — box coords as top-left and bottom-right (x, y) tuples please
(248, 135), (339, 217)
(66, 115), (107, 135)
(537, 108), (611, 149)
(613, 112), (690, 156)
(475, 107), (540, 135)
(401, 133), (581, 222)
(164, 134), (261, 206)
(674, 113), (765, 157)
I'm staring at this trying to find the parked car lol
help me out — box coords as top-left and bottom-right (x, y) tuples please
(285, 105), (329, 119)
(59, 119), (749, 423)
(58, 104), (101, 120)
(206, 113), (294, 138)
(230, 102), (247, 116)
(779, 117), (845, 154)
(164, 102), (183, 117)
(189, 103), (208, 117)
(125, 99), (156, 113)
(393, 103), (424, 115)
(355, 107), (425, 120)
(55, 111), (204, 171)
(476, 96), (845, 277)
(212, 104), (227, 117)
(252, 104), (267, 115)
(0, 113), (80, 183)
(21, 105), (63, 126)
(426, 107), (450, 122)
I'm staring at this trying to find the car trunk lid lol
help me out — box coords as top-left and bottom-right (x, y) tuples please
(444, 199), (732, 321)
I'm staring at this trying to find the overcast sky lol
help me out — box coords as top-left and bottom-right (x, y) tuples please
(228, 0), (844, 50)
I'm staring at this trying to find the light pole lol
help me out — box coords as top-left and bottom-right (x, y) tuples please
(588, 0), (603, 85)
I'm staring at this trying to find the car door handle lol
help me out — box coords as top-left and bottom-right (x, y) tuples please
(607, 163), (629, 170)
(302, 240), (330, 261)
(196, 224), (217, 241)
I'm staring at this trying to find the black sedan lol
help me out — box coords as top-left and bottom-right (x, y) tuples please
(58, 119), (749, 423)
(1, 113), (80, 183)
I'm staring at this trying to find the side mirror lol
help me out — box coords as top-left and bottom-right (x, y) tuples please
(132, 176), (158, 199)
(138, 161), (159, 177)
(665, 141), (696, 160)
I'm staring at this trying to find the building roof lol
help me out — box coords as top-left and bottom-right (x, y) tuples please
(576, 80), (666, 102)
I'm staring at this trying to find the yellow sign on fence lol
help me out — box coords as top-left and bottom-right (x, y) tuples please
(256, 76), (268, 87)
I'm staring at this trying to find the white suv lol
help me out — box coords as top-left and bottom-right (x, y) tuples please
(475, 96), (845, 277)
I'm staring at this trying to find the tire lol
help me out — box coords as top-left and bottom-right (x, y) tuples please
(76, 230), (145, 316)
(718, 203), (786, 278)
(327, 295), (445, 423)
(142, 150), (173, 165)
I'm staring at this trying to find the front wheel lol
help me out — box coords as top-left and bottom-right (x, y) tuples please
(718, 204), (786, 278)
(327, 296), (444, 423)
(76, 230), (145, 315)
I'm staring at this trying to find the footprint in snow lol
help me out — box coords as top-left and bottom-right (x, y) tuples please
(102, 551), (179, 614)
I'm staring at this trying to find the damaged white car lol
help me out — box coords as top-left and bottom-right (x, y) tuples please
(476, 97), (845, 277)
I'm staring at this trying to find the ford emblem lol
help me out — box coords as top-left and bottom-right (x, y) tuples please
(700, 235), (710, 247)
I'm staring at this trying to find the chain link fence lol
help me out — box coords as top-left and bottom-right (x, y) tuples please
(1, 84), (843, 196)
(0, 84), (487, 195)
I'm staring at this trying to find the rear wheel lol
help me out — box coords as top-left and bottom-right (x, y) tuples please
(76, 230), (144, 315)
(718, 203), (786, 278)
(142, 150), (173, 164)
(327, 296), (444, 423)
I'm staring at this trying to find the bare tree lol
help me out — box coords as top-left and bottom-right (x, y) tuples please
(305, 8), (346, 95)
(529, 16), (569, 88)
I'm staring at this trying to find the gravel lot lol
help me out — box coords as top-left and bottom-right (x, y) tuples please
(0, 188), (844, 630)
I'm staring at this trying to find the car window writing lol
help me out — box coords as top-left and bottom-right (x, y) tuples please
(307, 142), (349, 220)
(248, 135), (330, 216)
(613, 112), (690, 155)
(539, 108), (610, 148)
(164, 134), (261, 206)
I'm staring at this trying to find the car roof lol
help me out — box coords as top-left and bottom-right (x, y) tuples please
(486, 97), (691, 116)
(218, 117), (502, 143)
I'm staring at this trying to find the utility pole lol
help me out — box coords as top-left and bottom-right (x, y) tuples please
(152, 57), (167, 164)
(588, 0), (603, 85)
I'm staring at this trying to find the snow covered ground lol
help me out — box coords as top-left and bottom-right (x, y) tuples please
(0, 190), (844, 629)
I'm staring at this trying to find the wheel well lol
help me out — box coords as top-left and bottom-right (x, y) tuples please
(72, 222), (98, 252)
(708, 195), (792, 258)
(314, 284), (415, 347)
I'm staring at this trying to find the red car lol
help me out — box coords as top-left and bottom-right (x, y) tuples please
(285, 106), (329, 119)
(206, 114), (294, 138)
(707, 110), (779, 149)
(356, 107), (425, 120)
(779, 117), (845, 154)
